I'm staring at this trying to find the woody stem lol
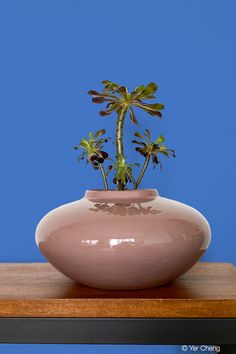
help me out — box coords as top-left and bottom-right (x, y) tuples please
(134, 155), (151, 189)
(116, 106), (127, 190)
(99, 164), (108, 190)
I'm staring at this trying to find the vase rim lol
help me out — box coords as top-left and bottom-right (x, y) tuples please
(85, 189), (158, 202)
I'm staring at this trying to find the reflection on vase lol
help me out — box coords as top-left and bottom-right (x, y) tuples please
(89, 202), (161, 216)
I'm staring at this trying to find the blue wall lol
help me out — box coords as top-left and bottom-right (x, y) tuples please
(0, 0), (235, 353)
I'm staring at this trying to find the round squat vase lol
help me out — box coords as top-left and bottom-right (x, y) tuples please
(35, 189), (211, 290)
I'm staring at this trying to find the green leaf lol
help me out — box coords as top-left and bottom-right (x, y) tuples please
(79, 139), (90, 149)
(134, 85), (145, 92)
(99, 102), (121, 116)
(88, 90), (99, 96)
(155, 135), (165, 144)
(145, 103), (164, 110)
(92, 97), (105, 103)
(118, 86), (128, 97)
(131, 140), (147, 146)
(99, 110), (113, 116)
(102, 81), (120, 92)
(134, 131), (144, 140)
(144, 82), (158, 95)
(126, 167), (133, 181)
(148, 110), (163, 118)
(73, 146), (79, 150)
(116, 168), (124, 181)
(141, 107), (163, 118)
(145, 129), (151, 139)
(94, 129), (105, 139)
(158, 147), (169, 157)
(151, 144), (159, 153)
(77, 151), (86, 161)
(102, 80), (118, 86)
(89, 91), (117, 100)
(133, 103), (163, 118)
(103, 102), (120, 114)
(143, 94), (156, 100)
(129, 108), (138, 125)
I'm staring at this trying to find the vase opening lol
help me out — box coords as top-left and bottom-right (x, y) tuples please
(85, 189), (158, 203)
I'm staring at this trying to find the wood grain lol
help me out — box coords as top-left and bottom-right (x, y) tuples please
(0, 262), (235, 318)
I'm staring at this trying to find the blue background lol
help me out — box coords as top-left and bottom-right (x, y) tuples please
(0, 0), (235, 353)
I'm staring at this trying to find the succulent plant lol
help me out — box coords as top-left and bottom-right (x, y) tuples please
(74, 129), (110, 189)
(74, 81), (175, 190)
(106, 156), (139, 189)
(132, 129), (175, 189)
(88, 80), (164, 123)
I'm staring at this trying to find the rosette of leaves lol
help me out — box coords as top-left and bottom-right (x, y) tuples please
(132, 129), (176, 189)
(88, 80), (164, 122)
(88, 80), (164, 190)
(74, 129), (110, 190)
(107, 157), (139, 190)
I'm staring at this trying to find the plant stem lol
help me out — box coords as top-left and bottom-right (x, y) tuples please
(134, 155), (151, 189)
(116, 106), (127, 190)
(99, 164), (109, 190)
(116, 106), (127, 157)
(129, 173), (136, 186)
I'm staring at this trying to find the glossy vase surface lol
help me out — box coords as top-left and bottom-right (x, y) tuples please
(35, 189), (211, 290)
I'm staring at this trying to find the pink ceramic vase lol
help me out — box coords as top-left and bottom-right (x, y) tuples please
(35, 189), (211, 290)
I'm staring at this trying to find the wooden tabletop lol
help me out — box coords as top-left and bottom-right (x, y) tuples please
(0, 262), (235, 318)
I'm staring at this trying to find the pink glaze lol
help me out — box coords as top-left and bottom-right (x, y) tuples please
(35, 189), (211, 290)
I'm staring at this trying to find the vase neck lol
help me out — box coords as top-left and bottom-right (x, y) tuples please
(85, 189), (158, 203)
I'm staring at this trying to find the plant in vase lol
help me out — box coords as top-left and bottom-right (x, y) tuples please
(35, 80), (211, 290)
(74, 80), (175, 191)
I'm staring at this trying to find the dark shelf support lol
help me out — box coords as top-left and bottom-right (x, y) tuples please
(0, 318), (235, 345)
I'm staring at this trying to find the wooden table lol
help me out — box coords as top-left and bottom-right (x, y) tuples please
(0, 262), (235, 352)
